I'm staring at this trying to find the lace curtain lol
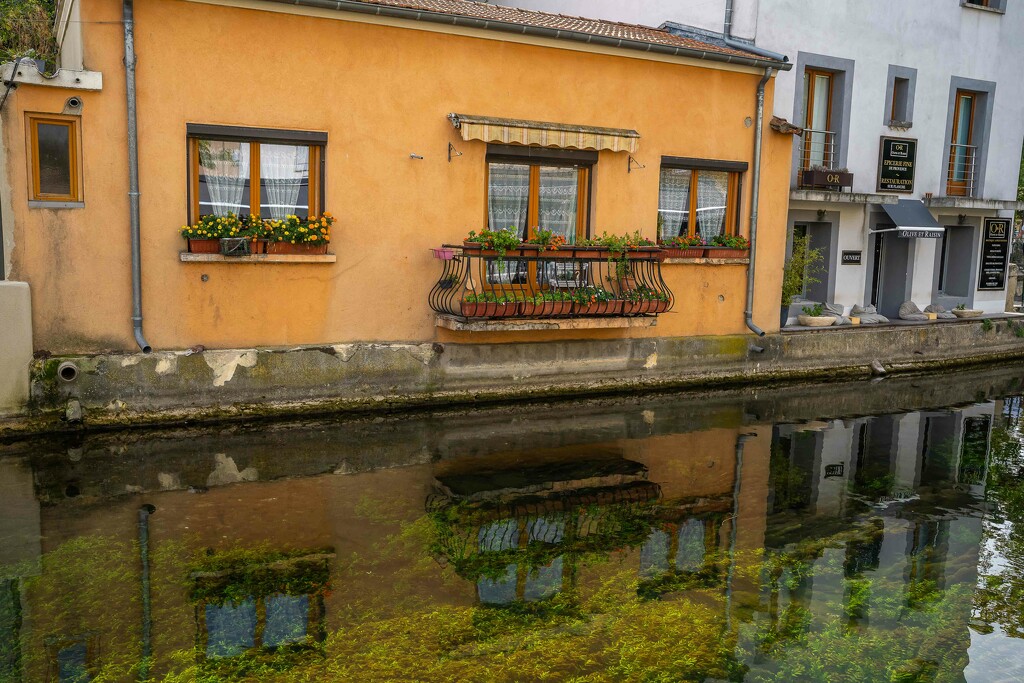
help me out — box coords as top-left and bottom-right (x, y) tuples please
(658, 168), (691, 239)
(198, 140), (250, 216)
(696, 170), (728, 238)
(260, 144), (310, 219)
(488, 163), (529, 237)
(538, 166), (578, 243)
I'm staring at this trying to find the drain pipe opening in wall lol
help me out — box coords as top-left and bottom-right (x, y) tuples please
(744, 66), (773, 338)
(123, 0), (152, 353)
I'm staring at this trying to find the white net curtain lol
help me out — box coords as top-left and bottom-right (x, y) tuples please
(198, 140), (250, 216)
(696, 170), (728, 239)
(657, 168), (691, 239)
(538, 166), (578, 243)
(487, 162), (530, 237)
(259, 143), (310, 219)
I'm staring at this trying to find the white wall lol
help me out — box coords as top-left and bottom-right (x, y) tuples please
(758, 0), (1024, 202)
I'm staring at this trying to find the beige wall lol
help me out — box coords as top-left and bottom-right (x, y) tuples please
(2, 0), (792, 354)
(0, 282), (32, 412)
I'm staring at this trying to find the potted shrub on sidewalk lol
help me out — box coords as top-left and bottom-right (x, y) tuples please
(781, 234), (825, 328)
(797, 303), (835, 327)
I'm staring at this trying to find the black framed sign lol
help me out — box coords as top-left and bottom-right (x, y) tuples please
(877, 137), (917, 193)
(978, 217), (1011, 291)
(841, 250), (862, 265)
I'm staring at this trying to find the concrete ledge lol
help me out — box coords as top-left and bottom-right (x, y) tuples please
(179, 253), (336, 263)
(663, 257), (749, 265)
(436, 315), (658, 331)
(790, 189), (898, 205)
(922, 196), (1024, 211)
(0, 61), (102, 90)
(6, 317), (1024, 437)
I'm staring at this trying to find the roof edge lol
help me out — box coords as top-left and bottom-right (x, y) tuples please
(263, 0), (793, 70)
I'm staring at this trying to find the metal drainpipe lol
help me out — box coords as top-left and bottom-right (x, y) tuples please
(123, 0), (152, 353)
(724, 0), (789, 63)
(137, 503), (156, 681)
(744, 67), (773, 337)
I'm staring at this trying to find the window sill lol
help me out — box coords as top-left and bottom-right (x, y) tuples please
(179, 252), (336, 263)
(960, 1), (1005, 14)
(663, 257), (749, 265)
(885, 120), (913, 129)
(436, 314), (658, 332)
(28, 200), (85, 210)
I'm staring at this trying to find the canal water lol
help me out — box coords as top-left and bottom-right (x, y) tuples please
(4, 365), (1024, 682)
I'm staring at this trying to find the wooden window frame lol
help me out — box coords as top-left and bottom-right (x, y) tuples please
(186, 126), (326, 223)
(947, 90), (976, 197)
(802, 69), (835, 172)
(197, 593), (326, 658)
(27, 113), (82, 203)
(657, 162), (743, 241)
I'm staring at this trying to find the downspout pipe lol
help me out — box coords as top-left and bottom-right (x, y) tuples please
(123, 0), (151, 353)
(724, 433), (749, 633)
(744, 66), (773, 337)
(724, 0), (789, 63)
(137, 503), (156, 681)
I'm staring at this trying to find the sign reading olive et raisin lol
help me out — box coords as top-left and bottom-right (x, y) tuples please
(877, 137), (917, 193)
(978, 217), (1011, 291)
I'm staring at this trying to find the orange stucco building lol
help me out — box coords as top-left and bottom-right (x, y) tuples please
(0, 0), (792, 356)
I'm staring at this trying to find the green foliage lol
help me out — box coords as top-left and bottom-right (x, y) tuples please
(462, 291), (522, 305)
(0, 0), (57, 66)
(782, 234), (825, 307)
(709, 233), (751, 249)
(982, 318), (994, 331)
(189, 547), (333, 606)
(801, 303), (825, 317)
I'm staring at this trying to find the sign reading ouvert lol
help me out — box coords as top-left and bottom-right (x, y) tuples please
(877, 137), (917, 193)
(979, 217), (1011, 291)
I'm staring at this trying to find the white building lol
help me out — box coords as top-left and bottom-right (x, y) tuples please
(494, 0), (1024, 318)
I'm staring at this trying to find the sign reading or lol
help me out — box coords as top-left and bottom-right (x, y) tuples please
(841, 250), (862, 265)
(979, 217), (1011, 291)
(878, 137), (917, 193)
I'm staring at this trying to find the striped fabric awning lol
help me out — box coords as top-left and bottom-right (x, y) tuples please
(448, 113), (640, 153)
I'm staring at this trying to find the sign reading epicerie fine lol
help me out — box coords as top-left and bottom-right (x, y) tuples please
(877, 137), (917, 193)
(979, 217), (1011, 291)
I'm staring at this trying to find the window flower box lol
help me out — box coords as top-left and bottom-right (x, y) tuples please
(661, 247), (705, 259)
(187, 239), (221, 254)
(574, 300), (624, 316)
(520, 299), (572, 317)
(267, 242), (329, 255)
(461, 300), (519, 318)
(800, 168), (853, 189)
(703, 246), (749, 259)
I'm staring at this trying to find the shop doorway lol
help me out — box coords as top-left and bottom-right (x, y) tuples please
(869, 229), (911, 318)
(793, 222), (834, 303)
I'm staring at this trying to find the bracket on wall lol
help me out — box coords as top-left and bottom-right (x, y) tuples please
(448, 142), (463, 163)
(816, 209), (827, 220)
(627, 155), (645, 173)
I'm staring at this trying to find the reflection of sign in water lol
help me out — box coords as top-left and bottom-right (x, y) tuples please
(824, 463), (845, 478)
(979, 218), (1011, 291)
(878, 137), (917, 193)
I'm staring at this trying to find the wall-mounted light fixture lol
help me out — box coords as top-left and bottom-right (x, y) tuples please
(816, 209), (827, 221)
(409, 153), (424, 160)
(958, 214), (968, 225)
(447, 142), (462, 163)
(627, 155), (645, 173)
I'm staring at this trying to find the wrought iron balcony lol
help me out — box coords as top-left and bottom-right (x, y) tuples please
(947, 143), (977, 197)
(429, 244), (674, 320)
(799, 129), (837, 172)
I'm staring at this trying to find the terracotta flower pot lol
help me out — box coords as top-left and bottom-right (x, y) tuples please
(267, 242), (329, 255)
(703, 247), (749, 259)
(461, 301), (519, 318)
(520, 301), (572, 317)
(662, 247), (705, 259)
(575, 300), (623, 316)
(622, 301), (647, 315)
(187, 239), (220, 254)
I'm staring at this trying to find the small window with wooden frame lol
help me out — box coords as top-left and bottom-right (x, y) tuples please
(27, 113), (82, 204)
(657, 157), (744, 242)
(947, 90), (977, 197)
(484, 145), (593, 244)
(186, 124), (326, 223)
(801, 68), (835, 172)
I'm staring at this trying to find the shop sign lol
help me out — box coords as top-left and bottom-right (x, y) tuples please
(877, 137), (917, 193)
(841, 251), (862, 265)
(978, 217), (1011, 291)
(897, 229), (942, 239)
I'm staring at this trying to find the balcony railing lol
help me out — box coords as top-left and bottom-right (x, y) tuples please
(947, 143), (977, 197)
(429, 245), (674, 320)
(799, 128), (837, 172)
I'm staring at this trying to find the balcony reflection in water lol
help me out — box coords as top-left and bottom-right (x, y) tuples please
(5, 370), (1024, 681)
